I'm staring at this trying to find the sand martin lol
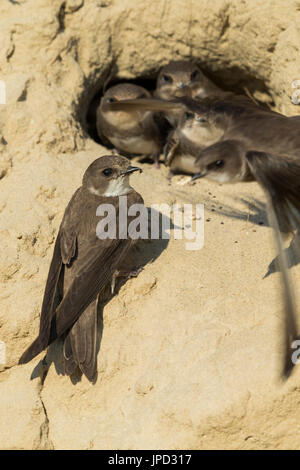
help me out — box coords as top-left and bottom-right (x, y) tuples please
(19, 155), (144, 381)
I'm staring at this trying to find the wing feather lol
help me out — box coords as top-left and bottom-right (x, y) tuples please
(55, 238), (132, 337)
(246, 151), (300, 376)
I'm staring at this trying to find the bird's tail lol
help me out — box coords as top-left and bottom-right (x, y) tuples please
(18, 337), (45, 364)
(63, 300), (98, 382)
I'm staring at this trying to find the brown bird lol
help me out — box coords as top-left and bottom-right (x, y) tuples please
(164, 109), (223, 178)
(19, 155), (144, 382)
(192, 141), (300, 378)
(181, 93), (300, 378)
(97, 84), (162, 167)
(107, 92), (300, 169)
(107, 92), (300, 375)
(155, 60), (222, 126)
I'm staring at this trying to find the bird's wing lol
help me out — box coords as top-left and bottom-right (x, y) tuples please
(105, 97), (184, 113)
(19, 192), (80, 364)
(56, 190), (144, 338)
(18, 231), (66, 364)
(55, 236), (132, 337)
(246, 151), (300, 377)
(246, 151), (300, 233)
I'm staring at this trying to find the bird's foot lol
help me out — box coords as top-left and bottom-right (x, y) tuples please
(111, 267), (143, 294)
(167, 169), (175, 184)
(152, 152), (160, 169)
(119, 266), (144, 279)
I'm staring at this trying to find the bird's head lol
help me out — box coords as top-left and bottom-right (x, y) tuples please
(157, 61), (204, 99)
(83, 155), (142, 197)
(100, 83), (151, 126)
(192, 141), (245, 184)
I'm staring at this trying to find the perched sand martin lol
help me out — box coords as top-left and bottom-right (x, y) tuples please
(19, 155), (144, 382)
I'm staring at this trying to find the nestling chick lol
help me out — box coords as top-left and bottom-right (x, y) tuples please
(97, 83), (162, 167)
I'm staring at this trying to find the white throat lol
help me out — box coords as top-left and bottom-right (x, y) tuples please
(89, 175), (132, 197)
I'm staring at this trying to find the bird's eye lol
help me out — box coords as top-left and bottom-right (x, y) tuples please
(107, 97), (116, 103)
(185, 111), (194, 120)
(197, 117), (207, 123)
(162, 74), (173, 83)
(214, 160), (224, 168)
(102, 168), (113, 176)
(190, 70), (199, 80)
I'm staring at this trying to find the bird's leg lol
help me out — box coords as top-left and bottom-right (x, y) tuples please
(167, 169), (175, 184)
(111, 267), (144, 294)
(164, 130), (179, 166)
(152, 152), (160, 169)
(118, 266), (144, 278)
(111, 270), (119, 294)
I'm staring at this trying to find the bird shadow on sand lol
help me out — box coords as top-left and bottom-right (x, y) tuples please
(30, 208), (176, 384)
(207, 195), (269, 227)
(207, 195), (300, 278)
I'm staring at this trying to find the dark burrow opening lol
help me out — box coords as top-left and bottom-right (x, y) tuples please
(83, 63), (275, 148)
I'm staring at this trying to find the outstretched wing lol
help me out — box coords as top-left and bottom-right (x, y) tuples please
(246, 151), (300, 233)
(246, 151), (300, 377)
(105, 97), (184, 113)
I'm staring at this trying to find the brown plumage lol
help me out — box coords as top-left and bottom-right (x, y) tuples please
(19, 155), (144, 382)
(164, 109), (223, 177)
(97, 83), (162, 166)
(106, 92), (300, 169)
(113, 92), (300, 377)
(192, 140), (300, 379)
(155, 60), (222, 127)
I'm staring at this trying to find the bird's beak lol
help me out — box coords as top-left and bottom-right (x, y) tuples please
(191, 172), (207, 181)
(178, 82), (187, 90)
(124, 166), (142, 175)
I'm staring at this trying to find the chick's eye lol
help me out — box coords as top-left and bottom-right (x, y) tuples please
(102, 168), (113, 176)
(162, 74), (173, 83)
(214, 160), (224, 169)
(185, 111), (194, 119)
(107, 97), (116, 103)
(190, 70), (199, 80)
